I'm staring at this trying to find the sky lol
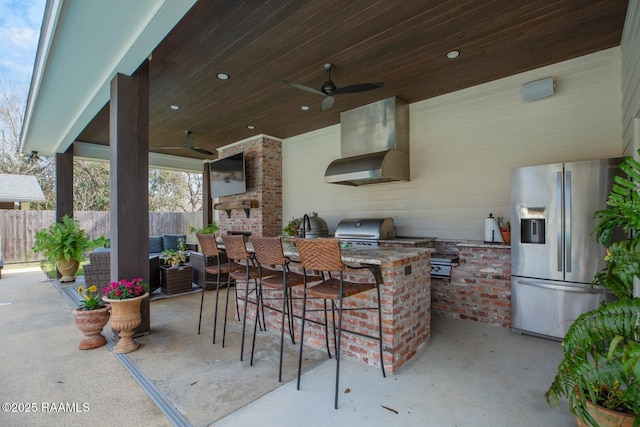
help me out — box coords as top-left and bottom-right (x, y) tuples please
(0, 0), (46, 85)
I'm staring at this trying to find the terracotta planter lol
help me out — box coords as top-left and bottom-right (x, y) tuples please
(57, 259), (80, 282)
(103, 293), (148, 353)
(576, 397), (636, 427)
(72, 305), (111, 350)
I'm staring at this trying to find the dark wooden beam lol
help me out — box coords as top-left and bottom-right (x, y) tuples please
(55, 144), (73, 221)
(109, 60), (151, 335)
(203, 162), (212, 228)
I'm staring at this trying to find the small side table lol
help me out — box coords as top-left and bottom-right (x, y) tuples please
(160, 265), (193, 295)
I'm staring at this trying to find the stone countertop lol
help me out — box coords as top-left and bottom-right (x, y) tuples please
(456, 240), (511, 249)
(218, 238), (433, 265)
(380, 236), (437, 245)
(281, 241), (434, 265)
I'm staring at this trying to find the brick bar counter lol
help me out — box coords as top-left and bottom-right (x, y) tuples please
(235, 243), (434, 374)
(432, 241), (511, 327)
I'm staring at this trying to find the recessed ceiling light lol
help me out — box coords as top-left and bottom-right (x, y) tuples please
(247, 125), (256, 130)
(216, 73), (230, 80)
(300, 105), (310, 111)
(446, 50), (460, 59)
(169, 105), (181, 110)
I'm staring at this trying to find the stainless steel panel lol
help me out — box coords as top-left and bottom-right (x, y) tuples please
(339, 97), (409, 157)
(324, 150), (409, 185)
(511, 277), (611, 339)
(335, 218), (396, 240)
(511, 162), (563, 281)
(563, 158), (623, 283)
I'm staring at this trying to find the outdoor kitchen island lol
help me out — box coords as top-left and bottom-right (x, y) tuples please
(248, 241), (435, 374)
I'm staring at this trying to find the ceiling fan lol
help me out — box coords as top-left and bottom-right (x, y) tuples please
(161, 130), (214, 156)
(280, 63), (383, 112)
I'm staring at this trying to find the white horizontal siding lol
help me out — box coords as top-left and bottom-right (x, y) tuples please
(621, 0), (640, 156)
(283, 48), (623, 240)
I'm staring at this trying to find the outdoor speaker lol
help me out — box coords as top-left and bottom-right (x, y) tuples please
(522, 77), (555, 101)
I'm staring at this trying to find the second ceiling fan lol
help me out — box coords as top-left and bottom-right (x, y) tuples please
(280, 63), (383, 112)
(161, 130), (214, 156)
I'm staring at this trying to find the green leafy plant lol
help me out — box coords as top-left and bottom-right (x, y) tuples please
(162, 249), (187, 267)
(162, 238), (187, 267)
(283, 216), (302, 236)
(32, 215), (99, 264)
(77, 285), (106, 310)
(546, 153), (640, 426)
(189, 223), (219, 235)
(545, 299), (640, 425)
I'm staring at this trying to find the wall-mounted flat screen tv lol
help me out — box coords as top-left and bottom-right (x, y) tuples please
(210, 152), (246, 198)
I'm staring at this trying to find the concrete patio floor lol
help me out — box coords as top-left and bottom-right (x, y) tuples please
(0, 267), (576, 426)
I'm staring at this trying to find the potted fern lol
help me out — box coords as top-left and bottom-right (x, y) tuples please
(545, 154), (640, 426)
(32, 215), (99, 282)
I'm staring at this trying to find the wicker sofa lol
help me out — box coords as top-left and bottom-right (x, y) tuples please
(83, 251), (161, 293)
(188, 251), (229, 290)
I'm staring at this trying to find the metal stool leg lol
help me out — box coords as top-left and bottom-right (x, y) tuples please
(296, 277), (309, 390)
(212, 264), (222, 344)
(334, 275), (344, 410)
(197, 282), (206, 334)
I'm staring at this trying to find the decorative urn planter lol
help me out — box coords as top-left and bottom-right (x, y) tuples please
(103, 293), (148, 353)
(575, 396), (636, 427)
(72, 305), (111, 350)
(57, 259), (80, 282)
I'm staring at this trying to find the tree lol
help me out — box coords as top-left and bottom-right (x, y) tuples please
(149, 168), (202, 212)
(73, 160), (110, 211)
(0, 78), (56, 209)
(2, 77), (203, 212)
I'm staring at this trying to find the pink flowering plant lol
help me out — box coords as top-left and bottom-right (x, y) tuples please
(102, 278), (149, 300)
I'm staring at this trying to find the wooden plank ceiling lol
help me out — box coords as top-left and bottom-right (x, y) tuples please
(76, 0), (629, 159)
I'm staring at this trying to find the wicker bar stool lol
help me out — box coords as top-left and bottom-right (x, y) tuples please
(195, 233), (243, 345)
(293, 237), (386, 409)
(221, 234), (267, 360)
(249, 236), (306, 382)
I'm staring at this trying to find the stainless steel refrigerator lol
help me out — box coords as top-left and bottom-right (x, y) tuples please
(510, 157), (622, 340)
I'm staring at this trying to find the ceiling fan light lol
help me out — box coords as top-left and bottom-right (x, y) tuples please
(247, 125), (256, 130)
(300, 105), (310, 111)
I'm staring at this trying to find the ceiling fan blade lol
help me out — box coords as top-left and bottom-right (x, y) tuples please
(193, 147), (214, 155)
(332, 82), (384, 95)
(320, 96), (334, 112)
(280, 80), (326, 97)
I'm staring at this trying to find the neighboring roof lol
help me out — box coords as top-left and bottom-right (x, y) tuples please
(0, 174), (46, 203)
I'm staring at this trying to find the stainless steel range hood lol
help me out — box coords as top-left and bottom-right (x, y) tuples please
(325, 96), (409, 186)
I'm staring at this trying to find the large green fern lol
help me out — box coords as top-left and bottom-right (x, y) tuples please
(592, 155), (640, 301)
(546, 299), (640, 426)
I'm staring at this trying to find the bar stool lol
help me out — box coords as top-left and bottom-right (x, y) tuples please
(221, 234), (266, 360)
(249, 236), (305, 382)
(195, 233), (243, 345)
(293, 237), (386, 409)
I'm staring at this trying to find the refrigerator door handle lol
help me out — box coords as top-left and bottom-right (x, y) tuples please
(565, 171), (572, 273)
(516, 278), (603, 293)
(557, 171), (563, 272)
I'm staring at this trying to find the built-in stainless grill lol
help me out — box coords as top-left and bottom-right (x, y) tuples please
(334, 218), (396, 247)
(430, 252), (459, 280)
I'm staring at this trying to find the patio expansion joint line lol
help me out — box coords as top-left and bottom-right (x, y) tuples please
(53, 279), (192, 427)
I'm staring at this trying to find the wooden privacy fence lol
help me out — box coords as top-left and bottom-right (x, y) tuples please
(0, 210), (202, 264)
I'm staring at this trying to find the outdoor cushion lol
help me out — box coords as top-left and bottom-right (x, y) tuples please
(162, 234), (186, 251)
(149, 236), (163, 254)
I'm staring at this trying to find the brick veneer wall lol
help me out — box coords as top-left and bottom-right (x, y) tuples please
(216, 135), (282, 237)
(432, 243), (511, 328)
(236, 251), (432, 373)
